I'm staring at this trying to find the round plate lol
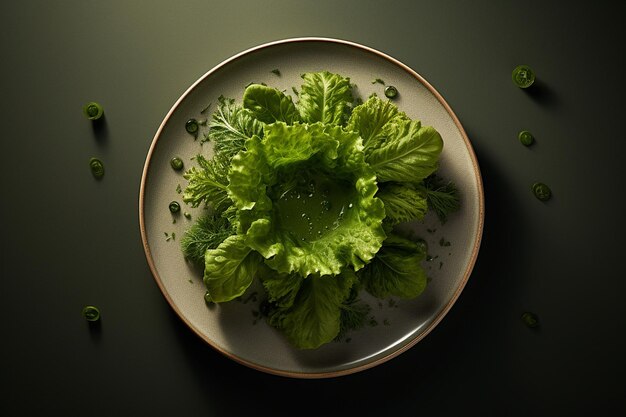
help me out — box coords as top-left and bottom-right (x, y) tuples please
(139, 37), (484, 378)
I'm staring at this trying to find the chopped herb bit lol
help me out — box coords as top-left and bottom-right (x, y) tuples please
(184, 212), (191, 220)
(368, 317), (379, 327)
(172, 218), (176, 224)
(384, 85), (398, 99)
(188, 279), (193, 283)
(200, 102), (212, 114)
(291, 86), (299, 96)
(82, 305), (101, 322)
(521, 311), (540, 328)
(271, 69), (281, 76)
(439, 261), (443, 270)
(83, 102), (104, 120)
(532, 182), (552, 201)
(426, 255), (434, 262)
(176, 184), (182, 194)
(439, 237), (451, 247)
(89, 157), (105, 179)
(427, 228), (437, 234)
(372, 78), (385, 85)
(387, 298), (397, 308)
(368, 92), (378, 99)
(383, 318), (391, 326)
(171, 232), (176, 240)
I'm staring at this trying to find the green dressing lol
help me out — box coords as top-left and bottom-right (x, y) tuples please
(273, 176), (355, 242)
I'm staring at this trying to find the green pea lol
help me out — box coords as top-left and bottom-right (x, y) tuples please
(83, 102), (104, 120)
(169, 201), (181, 213)
(170, 157), (184, 171)
(384, 85), (398, 99)
(521, 311), (539, 328)
(532, 182), (552, 201)
(82, 305), (101, 322)
(518, 130), (534, 146)
(512, 65), (535, 88)
(89, 157), (105, 179)
(185, 119), (199, 136)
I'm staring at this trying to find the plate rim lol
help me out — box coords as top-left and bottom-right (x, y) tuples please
(138, 36), (485, 379)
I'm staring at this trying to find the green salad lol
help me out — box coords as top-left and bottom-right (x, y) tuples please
(180, 71), (459, 349)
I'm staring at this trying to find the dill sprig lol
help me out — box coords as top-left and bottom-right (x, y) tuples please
(205, 95), (264, 158)
(182, 153), (231, 212)
(422, 174), (461, 224)
(180, 213), (234, 264)
(335, 287), (371, 341)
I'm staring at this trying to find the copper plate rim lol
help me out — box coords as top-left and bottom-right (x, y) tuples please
(138, 36), (485, 379)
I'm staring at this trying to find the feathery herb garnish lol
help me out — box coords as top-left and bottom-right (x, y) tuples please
(181, 213), (234, 264)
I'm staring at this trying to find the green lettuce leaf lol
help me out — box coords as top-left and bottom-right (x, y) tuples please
(256, 265), (304, 309)
(268, 270), (357, 349)
(297, 71), (353, 125)
(243, 84), (301, 124)
(203, 235), (261, 302)
(377, 182), (428, 226)
(366, 120), (443, 183)
(346, 95), (409, 153)
(358, 234), (428, 299)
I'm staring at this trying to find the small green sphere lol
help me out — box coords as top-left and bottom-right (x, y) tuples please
(518, 130), (535, 146)
(83, 102), (104, 120)
(521, 311), (539, 328)
(170, 157), (184, 171)
(89, 157), (105, 179)
(512, 65), (535, 88)
(185, 119), (199, 135)
(169, 201), (181, 214)
(82, 305), (101, 322)
(384, 85), (398, 99)
(532, 182), (552, 201)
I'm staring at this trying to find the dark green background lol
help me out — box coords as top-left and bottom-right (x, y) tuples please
(2, 1), (625, 415)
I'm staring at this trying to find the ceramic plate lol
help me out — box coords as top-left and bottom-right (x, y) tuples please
(139, 37), (484, 378)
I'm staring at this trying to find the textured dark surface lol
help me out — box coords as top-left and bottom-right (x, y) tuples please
(2, 1), (625, 415)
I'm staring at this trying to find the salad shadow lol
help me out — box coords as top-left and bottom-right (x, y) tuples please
(166, 137), (531, 415)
